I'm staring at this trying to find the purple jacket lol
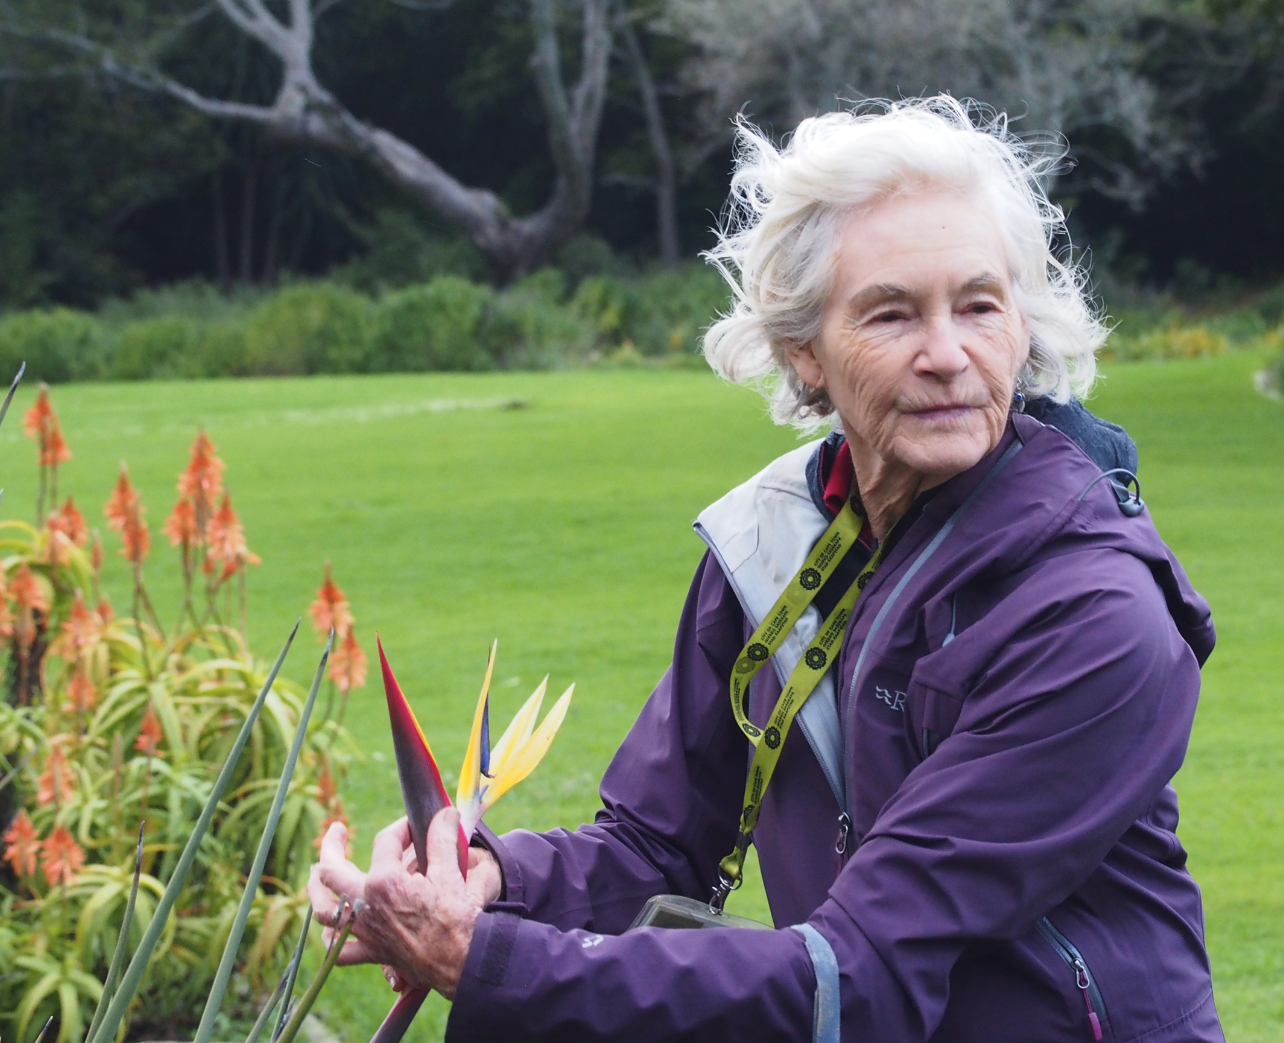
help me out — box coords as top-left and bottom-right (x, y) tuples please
(448, 413), (1222, 1043)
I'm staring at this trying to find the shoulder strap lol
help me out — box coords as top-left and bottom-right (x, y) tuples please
(694, 441), (846, 812)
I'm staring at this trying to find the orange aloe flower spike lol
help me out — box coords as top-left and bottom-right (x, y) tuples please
(328, 628), (367, 694)
(178, 430), (225, 527)
(37, 746), (74, 806)
(22, 384), (52, 441)
(163, 497), (197, 548)
(3, 809), (40, 877)
(51, 590), (100, 661)
(309, 563), (353, 641)
(9, 562), (50, 614)
(40, 824), (85, 886)
(105, 465), (138, 532)
(67, 668), (97, 713)
(43, 422), (71, 467)
(136, 703), (163, 757)
(206, 493), (259, 574)
(49, 497), (88, 546)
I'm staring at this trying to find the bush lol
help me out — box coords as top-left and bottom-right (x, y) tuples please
(487, 269), (595, 368)
(109, 315), (205, 381)
(0, 263), (736, 383)
(0, 308), (107, 383)
(243, 283), (373, 376)
(369, 276), (497, 372)
(571, 263), (730, 357)
(1100, 322), (1232, 362)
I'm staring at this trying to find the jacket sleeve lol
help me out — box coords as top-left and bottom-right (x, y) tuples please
(472, 550), (752, 933)
(448, 549), (1202, 1043)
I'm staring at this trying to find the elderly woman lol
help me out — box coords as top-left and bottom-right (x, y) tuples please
(310, 97), (1221, 1043)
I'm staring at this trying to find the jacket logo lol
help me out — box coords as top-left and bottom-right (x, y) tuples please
(875, 686), (906, 712)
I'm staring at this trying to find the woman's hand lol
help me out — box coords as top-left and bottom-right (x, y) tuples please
(307, 808), (500, 999)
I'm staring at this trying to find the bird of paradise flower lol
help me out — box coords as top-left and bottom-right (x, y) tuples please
(373, 638), (574, 1043)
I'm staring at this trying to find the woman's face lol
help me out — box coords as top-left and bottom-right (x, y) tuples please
(789, 191), (1031, 486)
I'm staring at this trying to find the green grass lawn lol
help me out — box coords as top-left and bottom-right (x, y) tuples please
(1, 350), (1279, 1041)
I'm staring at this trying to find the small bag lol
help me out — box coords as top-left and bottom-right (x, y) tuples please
(628, 893), (771, 931)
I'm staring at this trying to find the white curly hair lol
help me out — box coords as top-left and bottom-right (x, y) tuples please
(701, 96), (1107, 432)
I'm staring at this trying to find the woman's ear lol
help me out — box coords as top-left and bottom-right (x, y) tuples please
(786, 341), (827, 391)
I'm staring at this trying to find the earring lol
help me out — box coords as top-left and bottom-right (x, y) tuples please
(1011, 373), (1029, 414)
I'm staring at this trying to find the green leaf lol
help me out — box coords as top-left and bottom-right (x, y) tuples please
(193, 631), (331, 1043)
(84, 825), (144, 1043)
(85, 621), (299, 1043)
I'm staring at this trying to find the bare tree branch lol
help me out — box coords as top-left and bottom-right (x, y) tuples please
(0, 0), (615, 280)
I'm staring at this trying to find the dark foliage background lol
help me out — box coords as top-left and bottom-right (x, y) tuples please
(0, 0), (1282, 308)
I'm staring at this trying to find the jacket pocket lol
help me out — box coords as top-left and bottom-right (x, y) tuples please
(1037, 917), (1112, 1042)
(905, 679), (965, 759)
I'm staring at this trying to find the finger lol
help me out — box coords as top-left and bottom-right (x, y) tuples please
(331, 934), (383, 967)
(425, 806), (464, 886)
(370, 816), (413, 871)
(384, 965), (407, 993)
(465, 848), (501, 906)
(318, 857), (367, 904)
(307, 864), (342, 924)
(318, 820), (350, 865)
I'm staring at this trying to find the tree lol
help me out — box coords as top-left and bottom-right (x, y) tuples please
(659, 0), (1198, 206)
(615, 6), (680, 266)
(2, 0), (614, 282)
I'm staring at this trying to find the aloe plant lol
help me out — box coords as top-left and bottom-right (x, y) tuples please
(1, 374), (364, 1038)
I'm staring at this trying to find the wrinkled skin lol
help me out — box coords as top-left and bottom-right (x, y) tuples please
(308, 189), (1034, 996)
(787, 190), (1031, 538)
(308, 809), (501, 998)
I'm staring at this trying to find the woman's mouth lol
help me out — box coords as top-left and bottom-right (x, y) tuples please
(908, 403), (975, 422)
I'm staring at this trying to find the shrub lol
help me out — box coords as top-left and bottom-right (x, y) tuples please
(1100, 322), (1232, 362)
(369, 276), (497, 372)
(570, 264), (730, 358)
(0, 389), (361, 1040)
(108, 316), (208, 381)
(627, 266), (731, 357)
(0, 309), (107, 384)
(487, 270), (595, 368)
(243, 283), (372, 376)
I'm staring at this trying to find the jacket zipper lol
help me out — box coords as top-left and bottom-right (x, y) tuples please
(1036, 917), (1108, 1041)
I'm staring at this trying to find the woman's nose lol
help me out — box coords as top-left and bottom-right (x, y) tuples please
(913, 315), (970, 379)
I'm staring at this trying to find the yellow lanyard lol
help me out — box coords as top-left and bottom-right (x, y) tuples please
(713, 492), (890, 909)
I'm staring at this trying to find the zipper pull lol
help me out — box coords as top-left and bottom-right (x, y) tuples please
(835, 813), (851, 855)
(1074, 958), (1103, 1041)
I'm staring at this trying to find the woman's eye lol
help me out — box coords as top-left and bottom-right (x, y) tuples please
(965, 300), (999, 315)
(872, 310), (907, 323)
